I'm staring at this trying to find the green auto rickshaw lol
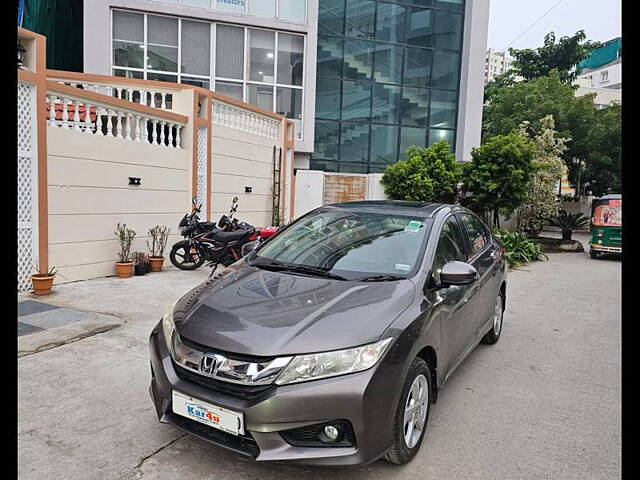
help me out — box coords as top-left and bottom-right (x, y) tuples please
(589, 194), (622, 259)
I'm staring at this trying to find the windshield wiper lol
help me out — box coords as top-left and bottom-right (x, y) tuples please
(251, 260), (349, 281)
(353, 274), (406, 282)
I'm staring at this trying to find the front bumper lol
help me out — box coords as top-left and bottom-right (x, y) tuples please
(148, 322), (400, 466)
(590, 244), (622, 253)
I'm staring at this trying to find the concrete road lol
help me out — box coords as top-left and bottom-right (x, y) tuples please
(18, 248), (620, 480)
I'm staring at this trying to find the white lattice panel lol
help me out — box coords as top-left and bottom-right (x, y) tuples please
(17, 82), (37, 292)
(17, 228), (34, 292)
(197, 126), (207, 217)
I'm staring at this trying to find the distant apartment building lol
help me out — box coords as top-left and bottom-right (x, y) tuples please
(575, 37), (621, 108)
(484, 48), (513, 83)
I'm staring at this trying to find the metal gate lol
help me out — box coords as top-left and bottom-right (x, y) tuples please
(17, 82), (38, 292)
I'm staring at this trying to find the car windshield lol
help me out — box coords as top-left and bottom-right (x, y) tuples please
(250, 208), (432, 280)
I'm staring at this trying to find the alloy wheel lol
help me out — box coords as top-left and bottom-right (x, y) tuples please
(493, 295), (503, 336)
(403, 374), (429, 449)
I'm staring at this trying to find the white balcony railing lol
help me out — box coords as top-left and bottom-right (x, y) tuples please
(46, 87), (186, 148)
(47, 73), (176, 111)
(212, 100), (280, 140)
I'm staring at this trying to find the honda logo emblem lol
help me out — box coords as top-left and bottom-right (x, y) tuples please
(199, 353), (226, 376)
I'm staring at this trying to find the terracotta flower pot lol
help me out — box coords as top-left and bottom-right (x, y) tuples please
(30, 274), (55, 295)
(115, 262), (134, 278)
(149, 256), (164, 272)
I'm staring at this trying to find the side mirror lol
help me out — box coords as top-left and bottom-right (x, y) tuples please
(241, 241), (259, 257)
(192, 196), (198, 205)
(440, 261), (477, 286)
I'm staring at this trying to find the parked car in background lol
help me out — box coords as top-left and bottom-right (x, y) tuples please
(149, 201), (507, 466)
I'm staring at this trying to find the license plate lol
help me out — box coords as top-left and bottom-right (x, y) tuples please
(172, 390), (244, 436)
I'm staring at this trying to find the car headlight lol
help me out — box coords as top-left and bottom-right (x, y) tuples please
(275, 337), (394, 385)
(162, 300), (179, 352)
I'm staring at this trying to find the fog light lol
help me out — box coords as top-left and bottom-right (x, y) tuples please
(324, 425), (340, 441)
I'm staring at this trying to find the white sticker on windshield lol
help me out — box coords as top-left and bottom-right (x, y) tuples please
(405, 220), (422, 233)
(395, 263), (411, 272)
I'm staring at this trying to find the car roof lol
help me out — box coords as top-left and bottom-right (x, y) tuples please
(321, 200), (463, 218)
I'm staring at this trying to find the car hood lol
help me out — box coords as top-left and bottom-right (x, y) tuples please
(175, 264), (416, 357)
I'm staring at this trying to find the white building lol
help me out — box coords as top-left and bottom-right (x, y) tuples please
(575, 37), (621, 108)
(484, 48), (514, 83)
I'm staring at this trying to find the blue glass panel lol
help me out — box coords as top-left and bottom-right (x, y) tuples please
(435, 0), (464, 12)
(399, 127), (427, 159)
(405, 7), (434, 47)
(372, 84), (401, 124)
(319, 0), (345, 36)
(339, 162), (368, 173)
(375, 3), (405, 43)
(314, 121), (341, 160)
(429, 89), (457, 128)
(310, 160), (339, 172)
(400, 87), (429, 126)
(345, 0), (375, 38)
(435, 11), (463, 50)
(342, 81), (372, 121)
(371, 124), (399, 163)
(340, 123), (370, 162)
(373, 43), (404, 84)
(404, 47), (432, 87)
(316, 78), (342, 120)
(317, 36), (344, 78)
(429, 128), (455, 150)
(344, 38), (374, 80)
(432, 51), (460, 90)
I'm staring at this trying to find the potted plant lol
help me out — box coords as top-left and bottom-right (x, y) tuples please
(115, 223), (136, 278)
(548, 210), (589, 241)
(147, 225), (170, 272)
(30, 265), (58, 295)
(133, 251), (149, 276)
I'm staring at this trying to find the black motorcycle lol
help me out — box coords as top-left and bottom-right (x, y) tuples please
(169, 197), (256, 273)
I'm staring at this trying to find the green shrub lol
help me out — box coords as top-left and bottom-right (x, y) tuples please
(381, 141), (461, 203)
(493, 229), (548, 268)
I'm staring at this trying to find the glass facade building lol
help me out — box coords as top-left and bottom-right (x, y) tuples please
(311, 0), (465, 173)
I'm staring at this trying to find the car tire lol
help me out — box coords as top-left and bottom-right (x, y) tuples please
(590, 251), (599, 259)
(382, 358), (431, 465)
(481, 293), (504, 345)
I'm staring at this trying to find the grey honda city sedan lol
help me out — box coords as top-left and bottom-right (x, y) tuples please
(149, 201), (507, 466)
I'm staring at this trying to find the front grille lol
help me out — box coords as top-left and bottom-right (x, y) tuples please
(168, 412), (260, 457)
(280, 420), (356, 448)
(173, 360), (276, 401)
(180, 336), (277, 363)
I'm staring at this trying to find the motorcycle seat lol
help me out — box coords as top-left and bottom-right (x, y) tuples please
(211, 229), (250, 243)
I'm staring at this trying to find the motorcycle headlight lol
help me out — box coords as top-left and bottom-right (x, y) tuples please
(162, 300), (179, 352)
(274, 337), (394, 385)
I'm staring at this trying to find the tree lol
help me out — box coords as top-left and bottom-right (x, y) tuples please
(508, 31), (601, 83)
(578, 103), (621, 196)
(460, 132), (535, 227)
(515, 116), (569, 237)
(381, 141), (461, 203)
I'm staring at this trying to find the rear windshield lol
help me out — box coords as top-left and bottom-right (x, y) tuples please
(253, 208), (432, 279)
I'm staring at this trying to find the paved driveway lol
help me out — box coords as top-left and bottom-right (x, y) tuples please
(18, 247), (620, 480)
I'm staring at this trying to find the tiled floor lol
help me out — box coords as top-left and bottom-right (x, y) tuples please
(17, 299), (91, 337)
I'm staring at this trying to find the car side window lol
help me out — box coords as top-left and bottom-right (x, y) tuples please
(432, 217), (467, 283)
(459, 213), (491, 257)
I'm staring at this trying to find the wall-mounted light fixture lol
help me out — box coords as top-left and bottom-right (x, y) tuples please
(245, 186), (252, 193)
(129, 177), (142, 186)
(17, 41), (27, 69)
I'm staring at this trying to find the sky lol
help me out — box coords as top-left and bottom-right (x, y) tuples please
(488, 0), (621, 52)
